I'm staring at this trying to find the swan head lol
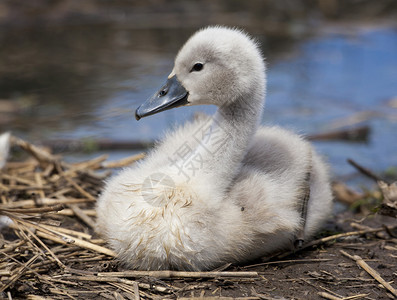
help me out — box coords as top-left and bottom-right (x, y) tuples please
(135, 26), (266, 120)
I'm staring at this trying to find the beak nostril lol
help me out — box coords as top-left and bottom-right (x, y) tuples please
(136, 75), (188, 119)
(135, 109), (141, 121)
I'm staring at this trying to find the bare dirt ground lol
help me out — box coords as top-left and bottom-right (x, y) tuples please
(1, 137), (396, 300)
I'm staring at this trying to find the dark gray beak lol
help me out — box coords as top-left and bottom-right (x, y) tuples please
(135, 76), (189, 120)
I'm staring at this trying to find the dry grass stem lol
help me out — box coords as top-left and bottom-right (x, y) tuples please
(57, 208), (96, 217)
(340, 250), (397, 297)
(98, 270), (258, 279)
(68, 204), (96, 228)
(318, 292), (343, 300)
(101, 153), (146, 169)
(0, 253), (40, 293)
(243, 258), (332, 268)
(35, 231), (116, 257)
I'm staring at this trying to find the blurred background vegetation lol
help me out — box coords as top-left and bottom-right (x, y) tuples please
(0, 0), (396, 183)
(1, 0), (397, 27)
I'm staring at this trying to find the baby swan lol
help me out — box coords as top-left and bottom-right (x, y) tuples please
(96, 26), (333, 271)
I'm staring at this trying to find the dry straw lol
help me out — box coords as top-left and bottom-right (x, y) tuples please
(1, 135), (396, 299)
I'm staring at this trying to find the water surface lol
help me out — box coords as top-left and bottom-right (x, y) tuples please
(1, 23), (396, 179)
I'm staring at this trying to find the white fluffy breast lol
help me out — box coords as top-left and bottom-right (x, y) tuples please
(96, 164), (247, 270)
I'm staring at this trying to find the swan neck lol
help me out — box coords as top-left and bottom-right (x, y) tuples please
(197, 92), (264, 186)
(216, 96), (263, 131)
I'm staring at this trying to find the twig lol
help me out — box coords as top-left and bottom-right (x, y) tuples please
(319, 291), (370, 300)
(0, 251), (74, 299)
(41, 275), (79, 286)
(63, 275), (172, 293)
(17, 221), (66, 269)
(340, 250), (397, 297)
(327, 111), (379, 129)
(0, 240), (26, 253)
(347, 158), (384, 183)
(0, 197), (94, 209)
(342, 294), (370, 300)
(63, 177), (96, 201)
(40, 138), (153, 153)
(68, 204), (96, 229)
(34, 173), (46, 199)
(306, 226), (396, 248)
(11, 136), (59, 166)
(272, 225), (397, 260)
(39, 223), (92, 240)
(6, 215), (115, 257)
(36, 231), (116, 257)
(243, 258), (331, 269)
(332, 182), (363, 205)
(350, 222), (389, 239)
(0, 184), (51, 191)
(98, 270), (258, 279)
(318, 286), (343, 298)
(133, 281), (140, 300)
(0, 204), (65, 214)
(211, 262), (232, 272)
(108, 282), (138, 299)
(0, 173), (37, 186)
(308, 126), (370, 143)
(66, 155), (108, 172)
(57, 208), (96, 217)
(318, 291), (342, 300)
(10, 220), (48, 258)
(0, 253), (39, 293)
(101, 153), (145, 169)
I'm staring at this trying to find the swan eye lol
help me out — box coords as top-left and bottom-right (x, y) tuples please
(191, 63), (204, 72)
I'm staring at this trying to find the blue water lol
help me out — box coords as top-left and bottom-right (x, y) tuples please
(90, 26), (397, 178)
(1, 25), (396, 179)
(265, 27), (397, 177)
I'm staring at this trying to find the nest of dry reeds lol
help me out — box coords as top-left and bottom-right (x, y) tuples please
(1, 135), (397, 300)
(0, 136), (147, 298)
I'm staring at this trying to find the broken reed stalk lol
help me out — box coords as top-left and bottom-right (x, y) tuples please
(16, 221), (66, 269)
(308, 125), (370, 142)
(318, 292), (343, 300)
(62, 176), (96, 201)
(0, 253), (40, 293)
(57, 208), (96, 217)
(272, 224), (397, 260)
(39, 224), (92, 240)
(318, 292), (369, 300)
(36, 229), (116, 257)
(0, 135), (153, 297)
(340, 250), (397, 297)
(243, 258), (332, 269)
(304, 226), (397, 248)
(5, 213), (116, 257)
(11, 136), (57, 161)
(0, 203), (65, 214)
(0, 198), (95, 209)
(347, 158), (384, 183)
(101, 153), (146, 169)
(63, 275), (171, 293)
(133, 281), (140, 300)
(68, 204), (96, 228)
(98, 270), (258, 279)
